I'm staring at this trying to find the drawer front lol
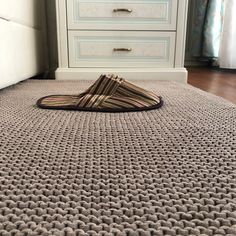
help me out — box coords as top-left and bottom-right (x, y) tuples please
(68, 31), (176, 68)
(67, 0), (178, 30)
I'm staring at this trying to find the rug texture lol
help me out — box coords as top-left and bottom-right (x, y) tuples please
(0, 80), (236, 236)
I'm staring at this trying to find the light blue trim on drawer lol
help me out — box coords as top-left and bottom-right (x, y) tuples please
(72, 36), (171, 62)
(72, 0), (172, 24)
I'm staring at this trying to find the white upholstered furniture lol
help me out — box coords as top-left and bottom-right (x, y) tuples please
(56, 0), (188, 82)
(0, 0), (46, 89)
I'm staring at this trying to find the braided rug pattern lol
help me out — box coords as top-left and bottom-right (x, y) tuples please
(0, 80), (236, 236)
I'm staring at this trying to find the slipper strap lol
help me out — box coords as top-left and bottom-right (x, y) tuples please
(115, 80), (159, 103)
(85, 74), (123, 96)
(77, 75), (160, 109)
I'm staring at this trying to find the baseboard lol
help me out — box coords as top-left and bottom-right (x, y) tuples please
(55, 68), (188, 83)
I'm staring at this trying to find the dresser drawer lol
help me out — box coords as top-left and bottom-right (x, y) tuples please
(67, 0), (178, 31)
(68, 31), (175, 68)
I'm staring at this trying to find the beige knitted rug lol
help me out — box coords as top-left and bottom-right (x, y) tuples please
(0, 80), (236, 236)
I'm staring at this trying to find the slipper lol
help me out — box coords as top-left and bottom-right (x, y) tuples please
(36, 75), (163, 112)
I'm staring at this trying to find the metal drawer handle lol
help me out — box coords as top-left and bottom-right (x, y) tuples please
(113, 8), (132, 13)
(113, 48), (132, 52)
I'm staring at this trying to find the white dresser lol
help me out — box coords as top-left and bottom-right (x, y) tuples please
(56, 0), (188, 82)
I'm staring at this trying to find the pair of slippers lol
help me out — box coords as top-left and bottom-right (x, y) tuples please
(37, 75), (163, 112)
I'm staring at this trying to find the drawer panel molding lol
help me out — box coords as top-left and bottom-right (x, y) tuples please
(68, 31), (176, 68)
(67, 0), (178, 30)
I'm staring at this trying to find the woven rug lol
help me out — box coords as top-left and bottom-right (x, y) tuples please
(0, 80), (236, 236)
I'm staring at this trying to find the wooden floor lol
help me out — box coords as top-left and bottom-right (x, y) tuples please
(187, 67), (236, 104)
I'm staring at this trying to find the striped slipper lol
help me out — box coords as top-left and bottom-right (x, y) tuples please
(37, 75), (163, 112)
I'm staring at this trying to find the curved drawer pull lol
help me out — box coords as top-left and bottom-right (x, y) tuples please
(113, 48), (132, 52)
(113, 8), (132, 13)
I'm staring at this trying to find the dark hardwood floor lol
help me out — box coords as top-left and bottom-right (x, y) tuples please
(187, 67), (236, 104)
